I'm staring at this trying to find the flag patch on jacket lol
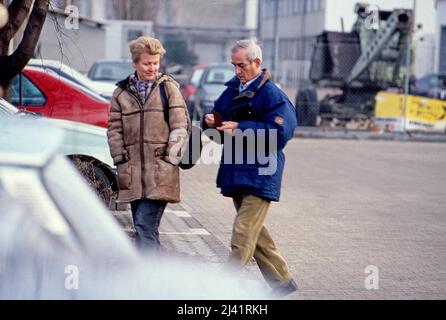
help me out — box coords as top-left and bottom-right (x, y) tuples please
(275, 116), (284, 125)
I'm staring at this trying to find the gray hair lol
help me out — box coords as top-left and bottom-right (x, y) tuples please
(231, 38), (263, 63)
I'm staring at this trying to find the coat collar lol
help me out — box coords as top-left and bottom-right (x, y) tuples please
(226, 68), (272, 100)
(116, 73), (177, 91)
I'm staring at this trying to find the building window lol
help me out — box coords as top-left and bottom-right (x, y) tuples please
(127, 30), (143, 42)
(293, 0), (304, 14)
(263, 40), (275, 60)
(71, 0), (91, 17)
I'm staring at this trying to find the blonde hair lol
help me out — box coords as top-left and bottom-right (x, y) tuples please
(129, 36), (166, 62)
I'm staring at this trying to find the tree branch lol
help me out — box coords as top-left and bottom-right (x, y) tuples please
(0, 0), (49, 84)
(0, 0), (34, 45)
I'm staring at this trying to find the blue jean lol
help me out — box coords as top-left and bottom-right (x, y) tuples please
(130, 199), (167, 251)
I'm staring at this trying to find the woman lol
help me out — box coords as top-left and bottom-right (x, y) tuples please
(107, 36), (190, 251)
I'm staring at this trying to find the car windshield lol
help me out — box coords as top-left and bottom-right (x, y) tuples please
(203, 67), (234, 84)
(91, 62), (133, 81)
(190, 68), (205, 87)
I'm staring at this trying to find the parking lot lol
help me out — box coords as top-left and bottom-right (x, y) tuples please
(118, 137), (446, 299)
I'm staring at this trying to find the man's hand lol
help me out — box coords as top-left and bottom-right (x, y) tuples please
(204, 113), (216, 128)
(217, 121), (239, 135)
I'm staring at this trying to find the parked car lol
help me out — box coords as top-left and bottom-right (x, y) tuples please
(0, 97), (117, 207)
(412, 73), (446, 100)
(28, 59), (116, 100)
(187, 63), (234, 121)
(181, 64), (206, 113)
(87, 59), (133, 84)
(0, 116), (265, 299)
(11, 66), (110, 128)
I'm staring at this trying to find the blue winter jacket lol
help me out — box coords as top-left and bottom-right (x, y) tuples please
(202, 69), (297, 201)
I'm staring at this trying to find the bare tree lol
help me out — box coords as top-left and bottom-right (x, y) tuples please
(109, 0), (160, 22)
(0, 0), (49, 92)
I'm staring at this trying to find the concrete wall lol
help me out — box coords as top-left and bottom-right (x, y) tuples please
(156, 0), (256, 65)
(162, 0), (245, 28)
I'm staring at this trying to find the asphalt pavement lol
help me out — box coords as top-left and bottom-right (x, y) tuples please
(112, 130), (446, 300)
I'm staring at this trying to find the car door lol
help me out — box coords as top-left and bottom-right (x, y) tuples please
(11, 73), (50, 117)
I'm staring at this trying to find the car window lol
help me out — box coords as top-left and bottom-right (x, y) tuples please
(11, 74), (47, 107)
(190, 69), (205, 87)
(430, 76), (443, 87)
(204, 67), (234, 84)
(91, 62), (133, 81)
(11, 76), (21, 105)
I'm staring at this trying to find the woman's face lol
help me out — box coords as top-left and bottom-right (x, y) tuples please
(134, 53), (160, 81)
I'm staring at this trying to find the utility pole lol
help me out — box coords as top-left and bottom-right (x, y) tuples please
(402, 0), (416, 132)
(272, 0), (279, 83)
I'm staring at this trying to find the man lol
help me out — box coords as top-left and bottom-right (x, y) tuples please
(203, 39), (298, 297)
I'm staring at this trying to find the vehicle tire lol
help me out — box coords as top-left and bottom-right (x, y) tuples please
(73, 159), (113, 206)
(295, 88), (319, 127)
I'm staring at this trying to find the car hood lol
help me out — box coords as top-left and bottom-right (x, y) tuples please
(199, 83), (227, 101)
(40, 118), (114, 169)
(0, 118), (64, 167)
(88, 80), (116, 98)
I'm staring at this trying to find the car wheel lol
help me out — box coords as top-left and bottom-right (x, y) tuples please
(73, 159), (113, 206)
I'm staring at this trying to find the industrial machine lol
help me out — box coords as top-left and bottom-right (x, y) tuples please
(296, 3), (414, 127)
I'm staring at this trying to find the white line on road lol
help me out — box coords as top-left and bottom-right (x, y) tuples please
(165, 209), (192, 218)
(160, 228), (210, 236)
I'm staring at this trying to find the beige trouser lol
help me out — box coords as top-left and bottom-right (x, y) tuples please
(228, 194), (293, 289)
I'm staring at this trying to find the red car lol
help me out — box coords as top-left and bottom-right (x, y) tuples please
(181, 64), (206, 116)
(11, 66), (110, 128)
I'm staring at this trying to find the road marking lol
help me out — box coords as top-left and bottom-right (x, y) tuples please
(165, 209), (192, 218)
(160, 228), (210, 236)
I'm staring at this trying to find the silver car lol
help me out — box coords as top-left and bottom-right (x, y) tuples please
(0, 117), (266, 299)
(0, 98), (117, 207)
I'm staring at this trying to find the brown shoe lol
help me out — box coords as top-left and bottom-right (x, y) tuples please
(270, 279), (298, 298)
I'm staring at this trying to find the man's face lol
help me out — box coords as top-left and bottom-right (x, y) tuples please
(231, 48), (261, 85)
(134, 53), (160, 81)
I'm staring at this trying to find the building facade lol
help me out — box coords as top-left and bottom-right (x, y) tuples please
(37, 0), (258, 71)
(156, 0), (257, 64)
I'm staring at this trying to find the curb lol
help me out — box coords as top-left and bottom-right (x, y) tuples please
(294, 128), (446, 143)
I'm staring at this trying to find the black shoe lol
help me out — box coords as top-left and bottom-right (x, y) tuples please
(270, 279), (298, 298)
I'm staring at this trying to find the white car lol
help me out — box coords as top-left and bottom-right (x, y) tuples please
(87, 59), (133, 85)
(0, 97), (117, 207)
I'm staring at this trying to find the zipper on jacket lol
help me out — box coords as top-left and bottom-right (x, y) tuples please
(127, 81), (161, 199)
(127, 91), (147, 198)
